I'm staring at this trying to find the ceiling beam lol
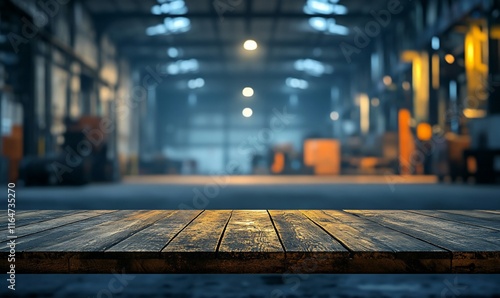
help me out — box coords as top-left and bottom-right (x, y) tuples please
(126, 54), (347, 63)
(118, 39), (351, 48)
(131, 69), (349, 80)
(93, 11), (376, 24)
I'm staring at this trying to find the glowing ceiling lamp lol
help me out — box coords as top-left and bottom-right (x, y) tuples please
(304, 0), (347, 15)
(243, 40), (258, 51)
(286, 78), (309, 89)
(242, 87), (254, 97)
(242, 108), (253, 118)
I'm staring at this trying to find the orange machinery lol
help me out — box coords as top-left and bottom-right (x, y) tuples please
(303, 139), (341, 175)
(2, 125), (23, 182)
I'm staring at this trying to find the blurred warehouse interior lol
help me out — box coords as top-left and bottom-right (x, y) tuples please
(1, 0), (500, 186)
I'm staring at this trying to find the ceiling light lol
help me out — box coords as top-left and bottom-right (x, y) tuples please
(242, 87), (254, 97)
(145, 17), (191, 36)
(152, 0), (187, 15)
(165, 17), (191, 33)
(168, 47), (179, 58)
(330, 111), (340, 121)
(286, 77), (309, 89)
(188, 78), (205, 89)
(168, 0), (187, 14)
(309, 17), (349, 35)
(431, 36), (440, 50)
(445, 54), (455, 64)
(294, 59), (333, 77)
(242, 108), (253, 118)
(166, 59), (199, 75)
(243, 40), (258, 51)
(304, 0), (347, 15)
(383, 75), (392, 86)
(151, 5), (162, 15)
(309, 17), (327, 31)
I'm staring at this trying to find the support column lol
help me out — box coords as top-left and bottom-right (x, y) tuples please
(44, 40), (53, 154)
(428, 50), (440, 125)
(65, 0), (75, 118)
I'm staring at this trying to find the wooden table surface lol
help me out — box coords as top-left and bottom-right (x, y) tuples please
(2, 210), (499, 273)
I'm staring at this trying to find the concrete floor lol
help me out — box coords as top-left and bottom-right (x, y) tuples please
(16, 175), (500, 210)
(7, 274), (500, 298)
(7, 175), (500, 297)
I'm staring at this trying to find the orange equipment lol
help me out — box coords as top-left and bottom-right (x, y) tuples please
(304, 139), (341, 175)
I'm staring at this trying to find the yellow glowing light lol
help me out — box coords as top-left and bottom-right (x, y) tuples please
(371, 98), (380, 107)
(402, 81), (411, 91)
(463, 108), (487, 119)
(359, 93), (370, 134)
(432, 54), (440, 89)
(417, 123), (433, 141)
(243, 39), (258, 51)
(242, 87), (254, 97)
(330, 111), (339, 121)
(241, 87), (254, 97)
(242, 107), (253, 118)
(445, 54), (455, 64)
(383, 75), (392, 86)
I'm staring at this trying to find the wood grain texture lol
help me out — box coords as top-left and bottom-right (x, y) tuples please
(106, 210), (202, 252)
(303, 210), (449, 273)
(219, 210), (283, 253)
(11, 210), (117, 238)
(345, 210), (500, 273)
(163, 210), (231, 253)
(269, 210), (349, 273)
(1, 210), (87, 228)
(1, 210), (499, 273)
(410, 210), (500, 231)
(2, 210), (165, 252)
(269, 210), (347, 253)
(217, 210), (285, 273)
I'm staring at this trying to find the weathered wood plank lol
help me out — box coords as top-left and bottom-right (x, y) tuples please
(345, 210), (500, 273)
(219, 210), (283, 253)
(345, 210), (500, 251)
(269, 210), (347, 253)
(304, 210), (449, 273)
(217, 210), (284, 273)
(12, 210), (117, 238)
(443, 210), (500, 222)
(269, 210), (349, 273)
(410, 210), (500, 231)
(114, 210), (233, 273)
(0, 210), (499, 274)
(72, 210), (203, 273)
(1, 210), (87, 227)
(106, 210), (203, 252)
(164, 210), (231, 252)
(479, 210), (500, 215)
(1, 210), (167, 252)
